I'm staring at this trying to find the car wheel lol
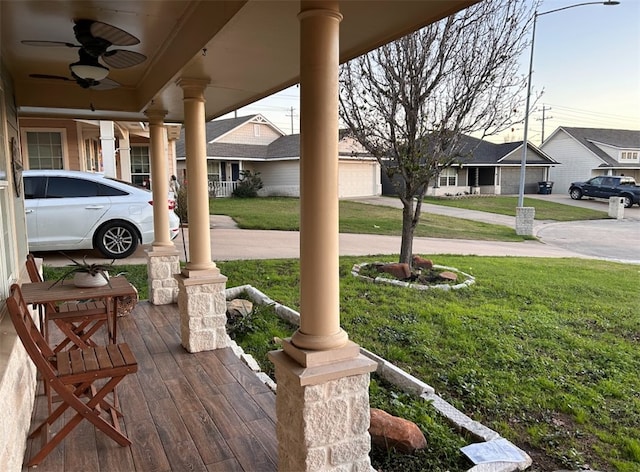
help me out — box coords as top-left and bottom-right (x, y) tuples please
(95, 221), (139, 259)
(569, 188), (582, 200)
(622, 196), (633, 208)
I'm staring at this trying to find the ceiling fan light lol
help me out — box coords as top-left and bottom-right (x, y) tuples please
(70, 62), (109, 81)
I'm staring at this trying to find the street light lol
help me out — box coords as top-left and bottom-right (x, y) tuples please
(517, 1), (620, 209)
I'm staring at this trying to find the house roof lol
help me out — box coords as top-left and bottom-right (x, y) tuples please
(206, 115), (261, 141)
(454, 135), (557, 166)
(267, 134), (300, 159)
(175, 114), (264, 156)
(551, 127), (640, 168)
(176, 114), (373, 161)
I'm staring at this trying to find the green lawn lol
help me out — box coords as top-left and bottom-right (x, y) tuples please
(210, 197), (532, 241)
(220, 256), (640, 472)
(423, 195), (606, 221)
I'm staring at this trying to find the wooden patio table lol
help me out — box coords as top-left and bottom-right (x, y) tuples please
(20, 275), (137, 347)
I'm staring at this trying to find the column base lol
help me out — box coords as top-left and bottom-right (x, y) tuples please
(290, 327), (349, 352)
(269, 345), (377, 471)
(515, 206), (535, 236)
(146, 246), (180, 305)
(175, 272), (229, 353)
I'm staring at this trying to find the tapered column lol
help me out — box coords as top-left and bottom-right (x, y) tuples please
(291, 0), (348, 352)
(177, 78), (217, 274)
(270, 4), (376, 470)
(145, 109), (172, 248)
(145, 109), (180, 305)
(175, 78), (228, 352)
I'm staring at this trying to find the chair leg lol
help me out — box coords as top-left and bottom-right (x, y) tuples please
(27, 376), (130, 466)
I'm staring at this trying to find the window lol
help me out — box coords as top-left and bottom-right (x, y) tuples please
(84, 139), (101, 172)
(207, 161), (220, 193)
(27, 176), (129, 199)
(439, 167), (458, 187)
(620, 151), (638, 161)
(25, 131), (64, 169)
(130, 145), (151, 189)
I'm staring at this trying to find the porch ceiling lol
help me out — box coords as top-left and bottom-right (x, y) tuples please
(1, 0), (476, 124)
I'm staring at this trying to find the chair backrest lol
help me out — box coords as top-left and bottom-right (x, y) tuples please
(26, 253), (59, 316)
(6, 284), (56, 375)
(26, 253), (43, 283)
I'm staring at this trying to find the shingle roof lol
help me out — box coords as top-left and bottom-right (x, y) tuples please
(267, 134), (300, 158)
(558, 127), (640, 167)
(175, 115), (259, 157)
(206, 143), (268, 159)
(454, 135), (556, 165)
(176, 118), (369, 160)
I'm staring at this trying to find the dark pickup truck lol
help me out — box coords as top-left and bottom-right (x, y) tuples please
(569, 175), (640, 208)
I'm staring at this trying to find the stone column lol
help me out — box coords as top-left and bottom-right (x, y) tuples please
(145, 109), (180, 305)
(175, 78), (229, 352)
(270, 349), (376, 472)
(269, 4), (376, 471)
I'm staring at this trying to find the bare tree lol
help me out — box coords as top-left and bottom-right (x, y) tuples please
(339, 0), (534, 265)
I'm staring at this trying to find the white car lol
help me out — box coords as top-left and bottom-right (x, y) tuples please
(23, 170), (180, 259)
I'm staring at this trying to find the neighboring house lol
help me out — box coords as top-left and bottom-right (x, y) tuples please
(18, 118), (181, 187)
(381, 134), (558, 197)
(541, 127), (640, 193)
(176, 114), (381, 198)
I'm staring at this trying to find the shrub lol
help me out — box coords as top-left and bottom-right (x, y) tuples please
(175, 185), (188, 223)
(232, 170), (263, 198)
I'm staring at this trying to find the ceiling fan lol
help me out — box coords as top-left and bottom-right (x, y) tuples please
(23, 19), (146, 89)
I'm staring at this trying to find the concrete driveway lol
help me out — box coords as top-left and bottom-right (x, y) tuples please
(527, 193), (640, 264)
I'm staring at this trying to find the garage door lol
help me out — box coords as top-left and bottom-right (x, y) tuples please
(500, 168), (544, 195)
(339, 161), (379, 197)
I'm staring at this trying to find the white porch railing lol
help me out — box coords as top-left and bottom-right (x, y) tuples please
(209, 180), (238, 197)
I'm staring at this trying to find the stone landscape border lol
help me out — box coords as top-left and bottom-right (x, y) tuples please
(224, 284), (531, 472)
(351, 263), (476, 290)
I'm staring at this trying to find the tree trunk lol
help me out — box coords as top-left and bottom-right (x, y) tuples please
(399, 199), (415, 265)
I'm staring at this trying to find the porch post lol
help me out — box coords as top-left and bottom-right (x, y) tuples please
(177, 78), (217, 273)
(291, 1), (347, 352)
(146, 110), (172, 248)
(174, 78), (229, 353)
(145, 109), (180, 305)
(269, 3), (376, 471)
(99, 120), (116, 177)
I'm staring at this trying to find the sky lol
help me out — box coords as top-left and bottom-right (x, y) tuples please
(220, 0), (640, 145)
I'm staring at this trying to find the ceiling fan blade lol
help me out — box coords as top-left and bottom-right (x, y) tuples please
(22, 40), (78, 48)
(90, 77), (120, 91)
(101, 49), (146, 68)
(89, 20), (140, 46)
(29, 73), (74, 82)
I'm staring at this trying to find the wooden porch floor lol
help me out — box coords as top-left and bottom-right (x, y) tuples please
(22, 301), (278, 472)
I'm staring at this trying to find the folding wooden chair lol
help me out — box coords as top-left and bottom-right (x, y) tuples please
(6, 284), (138, 467)
(26, 254), (110, 351)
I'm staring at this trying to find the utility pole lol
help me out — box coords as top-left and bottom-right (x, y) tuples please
(286, 107), (297, 134)
(536, 105), (553, 144)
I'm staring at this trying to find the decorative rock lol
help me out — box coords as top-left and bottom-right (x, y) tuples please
(412, 256), (433, 270)
(226, 298), (253, 319)
(378, 263), (411, 280)
(438, 271), (458, 281)
(369, 408), (427, 453)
